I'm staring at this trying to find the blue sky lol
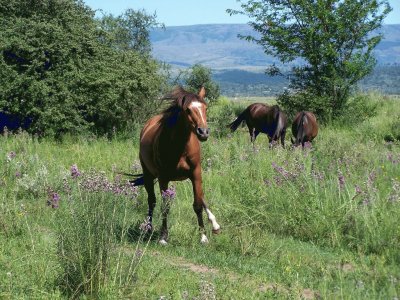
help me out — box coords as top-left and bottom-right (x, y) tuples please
(84, 0), (399, 26)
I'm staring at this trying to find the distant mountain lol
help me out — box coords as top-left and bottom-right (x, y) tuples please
(150, 24), (400, 70)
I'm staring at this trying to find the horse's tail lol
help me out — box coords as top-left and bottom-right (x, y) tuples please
(296, 111), (307, 145)
(118, 172), (145, 186)
(131, 175), (145, 186)
(271, 105), (285, 138)
(228, 108), (248, 132)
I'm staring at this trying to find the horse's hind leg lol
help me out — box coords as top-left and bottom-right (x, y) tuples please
(281, 129), (286, 148)
(158, 179), (171, 245)
(143, 171), (156, 233)
(191, 167), (220, 244)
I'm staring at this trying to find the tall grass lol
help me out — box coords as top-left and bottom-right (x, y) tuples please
(0, 93), (399, 298)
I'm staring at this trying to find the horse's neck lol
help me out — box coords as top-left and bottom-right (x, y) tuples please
(160, 112), (191, 146)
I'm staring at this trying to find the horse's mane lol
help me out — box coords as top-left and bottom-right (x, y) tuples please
(161, 86), (206, 114)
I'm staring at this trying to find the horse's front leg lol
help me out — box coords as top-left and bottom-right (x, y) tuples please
(159, 179), (171, 245)
(191, 167), (221, 244)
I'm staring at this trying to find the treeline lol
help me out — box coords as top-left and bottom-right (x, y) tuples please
(0, 0), (167, 137)
(360, 65), (400, 95)
(214, 65), (400, 97)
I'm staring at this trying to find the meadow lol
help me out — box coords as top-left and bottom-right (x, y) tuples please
(0, 93), (399, 299)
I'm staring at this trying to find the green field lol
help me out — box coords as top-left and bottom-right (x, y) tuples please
(1, 94), (399, 299)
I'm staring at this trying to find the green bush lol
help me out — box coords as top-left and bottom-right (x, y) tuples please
(0, 0), (166, 137)
(207, 97), (246, 138)
(333, 93), (378, 126)
(277, 90), (332, 121)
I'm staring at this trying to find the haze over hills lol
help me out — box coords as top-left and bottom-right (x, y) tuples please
(150, 24), (400, 96)
(151, 24), (400, 69)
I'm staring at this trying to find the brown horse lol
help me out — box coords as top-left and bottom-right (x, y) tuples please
(291, 111), (318, 147)
(133, 86), (220, 245)
(229, 103), (288, 147)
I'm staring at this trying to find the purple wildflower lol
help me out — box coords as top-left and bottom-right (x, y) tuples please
(63, 178), (71, 194)
(274, 176), (283, 186)
(7, 151), (16, 161)
(367, 171), (376, 188)
(338, 171), (345, 190)
(272, 162), (290, 179)
(162, 186), (176, 200)
(355, 185), (363, 194)
(15, 171), (21, 178)
(131, 161), (142, 173)
(135, 249), (143, 259)
(263, 179), (272, 186)
(78, 169), (138, 200)
(362, 198), (370, 206)
(312, 170), (325, 181)
(47, 191), (60, 209)
(70, 164), (81, 178)
(387, 153), (399, 164)
(388, 179), (400, 203)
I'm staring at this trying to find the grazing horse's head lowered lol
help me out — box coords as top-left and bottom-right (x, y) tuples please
(228, 103), (288, 148)
(291, 111), (319, 147)
(132, 86), (220, 245)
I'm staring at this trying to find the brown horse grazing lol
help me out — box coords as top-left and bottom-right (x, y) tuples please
(229, 103), (288, 147)
(291, 111), (319, 147)
(132, 86), (220, 245)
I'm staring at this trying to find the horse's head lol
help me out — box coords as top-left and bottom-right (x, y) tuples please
(184, 86), (209, 142)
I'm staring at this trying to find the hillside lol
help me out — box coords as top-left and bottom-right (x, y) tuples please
(151, 24), (400, 70)
(151, 24), (400, 96)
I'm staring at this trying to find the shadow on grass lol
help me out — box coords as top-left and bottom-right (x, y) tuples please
(115, 221), (160, 244)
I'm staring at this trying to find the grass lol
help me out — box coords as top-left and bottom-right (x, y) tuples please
(0, 93), (399, 299)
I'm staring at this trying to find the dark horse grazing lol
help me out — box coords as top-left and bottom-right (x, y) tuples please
(291, 111), (319, 147)
(133, 86), (220, 245)
(229, 103), (288, 147)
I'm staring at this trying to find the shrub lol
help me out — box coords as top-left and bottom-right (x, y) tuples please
(56, 186), (144, 298)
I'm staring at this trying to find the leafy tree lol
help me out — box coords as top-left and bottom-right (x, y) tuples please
(183, 64), (220, 103)
(98, 9), (163, 54)
(0, 0), (166, 137)
(228, 0), (392, 119)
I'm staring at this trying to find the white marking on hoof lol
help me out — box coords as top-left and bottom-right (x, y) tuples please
(159, 239), (168, 246)
(200, 233), (209, 244)
(205, 208), (220, 232)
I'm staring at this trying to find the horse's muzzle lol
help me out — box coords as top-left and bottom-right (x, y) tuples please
(196, 127), (210, 141)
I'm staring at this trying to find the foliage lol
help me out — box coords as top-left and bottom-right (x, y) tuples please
(57, 188), (142, 298)
(0, 0), (166, 137)
(182, 64), (220, 103)
(228, 0), (392, 120)
(98, 9), (163, 54)
(207, 96), (247, 137)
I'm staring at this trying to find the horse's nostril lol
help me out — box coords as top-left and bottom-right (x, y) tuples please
(196, 127), (209, 138)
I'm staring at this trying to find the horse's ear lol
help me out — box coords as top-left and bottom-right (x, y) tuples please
(178, 96), (186, 108)
(198, 86), (206, 100)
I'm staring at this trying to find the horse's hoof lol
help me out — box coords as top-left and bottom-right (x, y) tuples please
(159, 239), (168, 246)
(212, 228), (221, 235)
(200, 234), (209, 244)
(140, 221), (153, 233)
